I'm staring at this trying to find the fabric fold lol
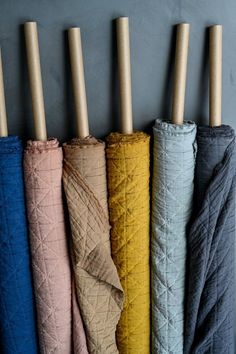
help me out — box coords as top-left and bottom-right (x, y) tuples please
(184, 125), (235, 354)
(63, 136), (124, 354)
(72, 278), (88, 354)
(151, 120), (196, 353)
(0, 136), (38, 354)
(24, 138), (87, 354)
(106, 131), (150, 354)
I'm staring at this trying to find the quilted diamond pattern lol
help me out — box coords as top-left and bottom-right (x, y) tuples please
(0, 136), (38, 354)
(72, 278), (88, 354)
(152, 120), (196, 353)
(63, 137), (124, 354)
(184, 126), (235, 354)
(106, 131), (150, 354)
(24, 139), (74, 354)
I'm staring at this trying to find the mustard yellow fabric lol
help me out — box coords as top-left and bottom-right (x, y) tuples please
(106, 131), (150, 354)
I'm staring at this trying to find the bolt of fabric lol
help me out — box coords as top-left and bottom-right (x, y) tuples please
(106, 131), (150, 354)
(184, 125), (236, 354)
(152, 120), (196, 354)
(0, 136), (38, 354)
(24, 138), (87, 354)
(63, 136), (124, 354)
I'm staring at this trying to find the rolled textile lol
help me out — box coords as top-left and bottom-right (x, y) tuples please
(184, 125), (235, 354)
(72, 279), (88, 354)
(106, 131), (150, 354)
(0, 136), (38, 354)
(24, 138), (87, 354)
(63, 136), (124, 354)
(151, 120), (196, 353)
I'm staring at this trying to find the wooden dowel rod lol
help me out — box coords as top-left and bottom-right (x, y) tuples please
(171, 23), (190, 125)
(116, 17), (133, 134)
(0, 49), (8, 137)
(68, 28), (89, 138)
(24, 22), (47, 141)
(209, 25), (222, 127)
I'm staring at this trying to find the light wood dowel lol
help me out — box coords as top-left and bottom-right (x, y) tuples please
(0, 49), (8, 137)
(116, 17), (133, 134)
(68, 28), (89, 138)
(209, 25), (222, 127)
(171, 23), (190, 125)
(24, 22), (47, 141)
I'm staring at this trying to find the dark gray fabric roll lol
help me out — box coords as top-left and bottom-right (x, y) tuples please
(184, 125), (236, 354)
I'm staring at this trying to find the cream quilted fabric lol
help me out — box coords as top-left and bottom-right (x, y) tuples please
(72, 279), (89, 353)
(63, 137), (124, 354)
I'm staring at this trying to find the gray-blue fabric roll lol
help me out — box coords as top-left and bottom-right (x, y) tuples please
(184, 125), (235, 354)
(151, 119), (196, 353)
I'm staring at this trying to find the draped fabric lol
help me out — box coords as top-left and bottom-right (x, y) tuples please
(72, 279), (88, 354)
(151, 120), (196, 353)
(63, 137), (124, 354)
(184, 125), (235, 354)
(0, 136), (38, 354)
(24, 138), (87, 354)
(106, 132), (150, 354)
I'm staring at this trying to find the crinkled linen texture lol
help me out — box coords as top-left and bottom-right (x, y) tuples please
(184, 126), (236, 354)
(72, 277), (88, 354)
(24, 138), (87, 354)
(106, 132), (150, 354)
(63, 137), (124, 354)
(152, 120), (196, 353)
(0, 136), (38, 354)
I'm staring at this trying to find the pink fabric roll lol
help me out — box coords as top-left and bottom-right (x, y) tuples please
(24, 138), (88, 354)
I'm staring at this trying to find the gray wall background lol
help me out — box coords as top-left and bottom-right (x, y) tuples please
(1, 0), (236, 141)
(1, 0), (236, 344)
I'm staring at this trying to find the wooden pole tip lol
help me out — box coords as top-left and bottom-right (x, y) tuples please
(24, 21), (37, 28)
(68, 26), (89, 138)
(24, 20), (47, 141)
(209, 24), (222, 127)
(171, 22), (190, 125)
(178, 22), (190, 27)
(0, 48), (8, 137)
(68, 27), (81, 32)
(116, 15), (133, 134)
(210, 24), (222, 29)
(117, 17), (129, 20)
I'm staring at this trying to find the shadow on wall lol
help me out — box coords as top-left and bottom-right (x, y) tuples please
(19, 24), (32, 141)
(108, 19), (120, 135)
(158, 25), (210, 127)
(107, 21), (178, 137)
(63, 19), (119, 140)
(63, 29), (76, 140)
(17, 22), (212, 140)
(19, 23), (79, 142)
(195, 27), (209, 125)
(159, 24), (176, 123)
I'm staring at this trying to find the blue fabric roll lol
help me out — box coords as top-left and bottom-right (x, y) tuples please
(151, 120), (196, 353)
(184, 126), (235, 354)
(0, 136), (38, 354)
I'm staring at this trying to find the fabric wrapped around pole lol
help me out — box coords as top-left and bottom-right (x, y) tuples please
(151, 120), (196, 353)
(63, 136), (124, 354)
(72, 279), (89, 354)
(106, 131), (150, 354)
(184, 125), (236, 354)
(24, 138), (88, 354)
(0, 136), (38, 354)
